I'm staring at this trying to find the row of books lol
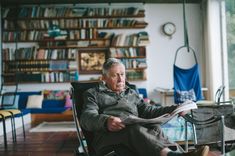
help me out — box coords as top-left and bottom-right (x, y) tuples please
(119, 58), (147, 69)
(42, 71), (78, 82)
(3, 30), (113, 42)
(3, 48), (77, 60)
(137, 31), (150, 46)
(3, 30), (111, 41)
(109, 47), (146, 58)
(3, 7), (144, 18)
(68, 30), (114, 40)
(68, 29), (98, 40)
(126, 70), (146, 80)
(4, 60), (77, 72)
(3, 31), (46, 41)
(111, 31), (150, 46)
(3, 31), (148, 45)
(4, 18), (147, 30)
(3, 71), (78, 83)
(84, 7), (143, 17)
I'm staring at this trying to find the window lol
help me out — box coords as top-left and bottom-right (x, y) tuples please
(226, 0), (235, 90)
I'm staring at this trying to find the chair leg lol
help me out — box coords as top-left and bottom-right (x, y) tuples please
(1, 115), (8, 149)
(10, 116), (16, 142)
(9, 113), (17, 143)
(184, 120), (188, 152)
(21, 113), (26, 139)
(192, 123), (197, 145)
(221, 116), (225, 155)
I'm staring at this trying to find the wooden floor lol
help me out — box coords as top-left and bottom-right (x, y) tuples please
(0, 123), (232, 156)
(0, 123), (79, 156)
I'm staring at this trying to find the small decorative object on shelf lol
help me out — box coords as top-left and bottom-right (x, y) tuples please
(48, 24), (61, 37)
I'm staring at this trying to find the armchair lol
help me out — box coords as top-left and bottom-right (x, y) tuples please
(71, 81), (137, 156)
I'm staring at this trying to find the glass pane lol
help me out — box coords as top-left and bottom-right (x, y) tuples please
(226, 0), (235, 90)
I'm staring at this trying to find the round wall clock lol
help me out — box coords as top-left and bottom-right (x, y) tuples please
(162, 22), (176, 37)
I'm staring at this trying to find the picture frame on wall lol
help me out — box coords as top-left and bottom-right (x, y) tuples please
(79, 50), (106, 74)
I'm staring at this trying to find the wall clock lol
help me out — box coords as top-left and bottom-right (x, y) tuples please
(162, 22), (176, 37)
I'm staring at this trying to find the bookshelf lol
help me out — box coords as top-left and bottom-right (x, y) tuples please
(2, 47), (78, 84)
(109, 32), (149, 80)
(1, 5), (148, 83)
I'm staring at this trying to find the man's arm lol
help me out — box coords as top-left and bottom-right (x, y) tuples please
(136, 96), (178, 119)
(80, 89), (110, 132)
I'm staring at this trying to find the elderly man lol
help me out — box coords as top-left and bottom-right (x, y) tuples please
(80, 58), (209, 156)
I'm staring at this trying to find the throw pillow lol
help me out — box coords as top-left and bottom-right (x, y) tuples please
(26, 95), (43, 109)
(64, 94), (72, 108)
(43, 90), (70, 100)
(2, 95), (20, 109)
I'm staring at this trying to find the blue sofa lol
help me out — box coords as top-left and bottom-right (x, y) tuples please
(17, 91), (68, 115)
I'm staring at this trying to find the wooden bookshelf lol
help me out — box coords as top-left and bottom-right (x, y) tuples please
(109, 46), (148, 81)
(2, 6), (148, 83)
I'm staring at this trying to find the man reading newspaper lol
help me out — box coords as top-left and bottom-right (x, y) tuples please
(80, 58), (209, 156)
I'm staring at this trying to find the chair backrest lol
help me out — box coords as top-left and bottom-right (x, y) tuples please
(71, 81), (139, 155)
(71, 81), (100, 155)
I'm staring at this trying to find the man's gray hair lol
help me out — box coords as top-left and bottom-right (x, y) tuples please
(102, 58), (125, 75)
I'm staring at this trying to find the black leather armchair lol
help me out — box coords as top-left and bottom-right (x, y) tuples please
(71, 81), (137, 156)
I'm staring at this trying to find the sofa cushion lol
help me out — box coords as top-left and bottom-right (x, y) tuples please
(26, 95), (44, 108)
(16, 91), (67, 114)
(42, 100), (65, 108)
(20, 109), (32, 115)
(17, 92), (41, 109)
(29, 108), (68, 114)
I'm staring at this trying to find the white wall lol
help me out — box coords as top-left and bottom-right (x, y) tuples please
(144, 4), (203, 103)
(1, 3), (203, 104)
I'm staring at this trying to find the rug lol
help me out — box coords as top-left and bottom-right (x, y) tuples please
(29, 121), (77, 132)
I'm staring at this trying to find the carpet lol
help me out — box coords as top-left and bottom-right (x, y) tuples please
(29, 121), (77, 132)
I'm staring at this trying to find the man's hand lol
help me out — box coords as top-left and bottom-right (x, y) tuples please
(107, 116), (125, 132)
(178, 110), (190, 116)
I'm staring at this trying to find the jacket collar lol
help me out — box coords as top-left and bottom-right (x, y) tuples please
(98, 81), (130, 94)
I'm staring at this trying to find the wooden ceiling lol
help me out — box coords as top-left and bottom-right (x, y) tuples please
(1, 0), (202, 6)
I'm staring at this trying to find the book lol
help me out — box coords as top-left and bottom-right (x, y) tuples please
(121, 100), (197, 125)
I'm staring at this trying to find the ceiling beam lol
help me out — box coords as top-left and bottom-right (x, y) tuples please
(1, 0), (201, 6)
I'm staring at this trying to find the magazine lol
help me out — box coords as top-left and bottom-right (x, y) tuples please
(121, 100), (198, 125)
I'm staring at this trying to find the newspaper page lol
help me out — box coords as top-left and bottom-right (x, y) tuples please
(122, 100), (197, 125)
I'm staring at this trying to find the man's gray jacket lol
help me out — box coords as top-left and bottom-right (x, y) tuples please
(80, 82), (177, 132)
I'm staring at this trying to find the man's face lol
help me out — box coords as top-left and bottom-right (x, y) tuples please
(103, 64), (126, 93)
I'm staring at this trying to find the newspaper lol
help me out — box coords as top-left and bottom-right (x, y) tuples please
(122, 100), (198, 125)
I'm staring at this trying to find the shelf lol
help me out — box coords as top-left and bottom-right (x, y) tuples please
(3, 38), (110, 42)
(115, 56), (146, 59)
(3, 14), (145, 20)
(3, 25), (147, 31)
(3, 69), (77, 73)
(3, 81), (77, 85)
(3, 58), (76, 62)
(127, 78), (147, 81)
(38, 46), (110, 49)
